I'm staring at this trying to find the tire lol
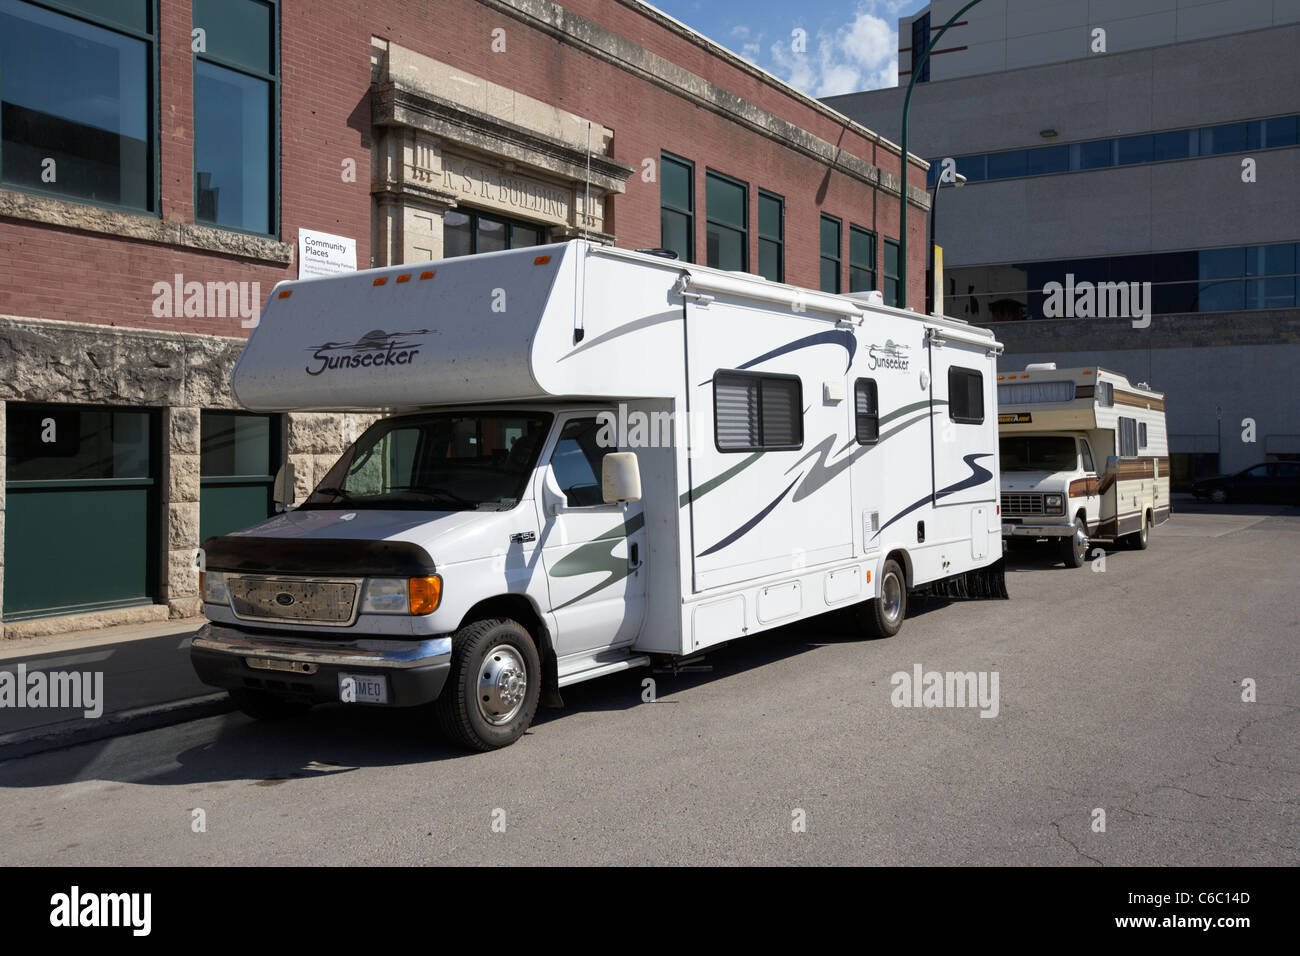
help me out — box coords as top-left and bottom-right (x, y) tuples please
(1124, 512), (1150, 550)
(435, 618), (541, 751)
(229, 688), (311, 721)
(1210, 487), (1228, 504)
(1059, 516), (1088, 568)
(857, 558), (907, 639)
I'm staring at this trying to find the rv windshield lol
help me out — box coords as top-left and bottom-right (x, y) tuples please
(300, 411), (553, 511)
(999, 435), (1078, 472)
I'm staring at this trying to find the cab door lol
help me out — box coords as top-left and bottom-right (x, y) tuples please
(535, 413), (646, 658)
(1078, 437), (1102, 533)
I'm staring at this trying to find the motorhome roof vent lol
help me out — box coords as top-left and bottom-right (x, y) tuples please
(637, 247), (679, 260)
(1025, 362), (1057, 371)
(843, 290), (885, 307)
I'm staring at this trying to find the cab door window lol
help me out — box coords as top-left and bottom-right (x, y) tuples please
(550, 418), (610, 507)
(1080, 439), (1095, 473)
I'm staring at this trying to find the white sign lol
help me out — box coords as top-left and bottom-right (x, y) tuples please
(298, 229), (356, 279)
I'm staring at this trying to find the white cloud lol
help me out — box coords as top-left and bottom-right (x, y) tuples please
(767, 3), (901, 97)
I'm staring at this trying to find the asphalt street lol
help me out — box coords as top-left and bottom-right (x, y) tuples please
(0, 505), (1295, 865)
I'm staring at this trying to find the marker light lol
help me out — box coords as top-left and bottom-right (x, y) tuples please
(408, 576), (443, 615)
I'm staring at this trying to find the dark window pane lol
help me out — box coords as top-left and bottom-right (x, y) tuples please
(948, 367), (984, 423)
(1199, 247), (1245, 280)
(926, 164), (939, 188)
(58, 0), (151, 32)
(0, 1), (151, 209)
(1264, 115), (1299, 148)
(201, 413), (271, 477)
(1245, 243), (1294, 277)
(661, 209), (691, 262)
(758, 238), (782, 282)
(758, 192), (781, 240)
(1197, 279), (1244, 311)
(1152, 130), (1192, 161)
(985, 149), (1026, 179)
(476, 217), (506, 254)
(1108, 253), (1154, 283)
(195, 61), (271, 233)
(444, 210), (471, 258)
(707, 224), (744, 271)
(854, 379), (879, 443)
(759, 377), (800, 446)
(1199, 122), (1255, 155)
(911, 13), (930, 83)
(706, 173), (745, 229)
(849, 226), (874, 269)
(661, 156), (691, 211)
(551, 419), (608, 507)
(508, 223), (542, 248)
(849, 266), (875, 293)
(6, 405), (151, 481)
(193, 0), (273, 75)
(955, 154), (985, 182)
(883, 238), (900, 276)
(820, 257), (840, 294)
(1116, 134), (1153, 165)
(820, 216), (840, 256)
(1148, 251), (1198, 283)
(1151, 281), (1198, 315)
(1025, 144), (1068, 175)
(1246, 277), (1296, 310)
(1075, 140), (1112, 170)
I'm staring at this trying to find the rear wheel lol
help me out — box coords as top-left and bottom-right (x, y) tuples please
(857, 558), (907, 639)
(1210, 487), (1228, 504)
(229, 688), (310, 721)
(1124, 512), (1150, 550)
(1059, 517), (1088, 568)
(435, 618), (540, 751)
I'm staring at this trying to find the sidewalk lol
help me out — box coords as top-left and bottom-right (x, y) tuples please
(0, 616), (232, 760)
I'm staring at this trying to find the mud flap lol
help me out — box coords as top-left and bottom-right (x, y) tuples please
(925, 557), (1009, 600)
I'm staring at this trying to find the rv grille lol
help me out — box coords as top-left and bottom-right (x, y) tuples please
(227, 575), (360, 626)
(1000, 493), (1046, 517)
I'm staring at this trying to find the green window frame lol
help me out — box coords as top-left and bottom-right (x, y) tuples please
(0, 0), (159, 214)
(883, 237), (901, 307)
(849, 225), (877, 293)
(192, 0), (279, 237)
(758, 190), (784, 282)
(660, 151), (694, 263)
(820, 214), (841, 294)
(705, 169), (747, 272)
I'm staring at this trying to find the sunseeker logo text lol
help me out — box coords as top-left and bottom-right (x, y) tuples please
(305, 329), (430, 376)
(867, 340), (910, 371)
(50, 886), (151, 936)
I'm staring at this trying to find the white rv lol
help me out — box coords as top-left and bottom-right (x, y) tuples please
(191, 240), (1007, 750)
(997, 364), (1171, 567)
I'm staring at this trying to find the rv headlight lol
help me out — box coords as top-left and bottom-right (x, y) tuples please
(1044, 494), (1064, 513)
(201, 570), (228, 605)
(361, 578), (410, 614)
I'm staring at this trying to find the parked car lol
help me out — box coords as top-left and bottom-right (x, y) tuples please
(1191, 462), (1300, 504)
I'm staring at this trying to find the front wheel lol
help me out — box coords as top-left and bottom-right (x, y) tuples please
(1210, 487), (1228, 504)
(1059, 517), (1088, 568)
(435, 618), (541, 751)
(857, 558), (907, 639)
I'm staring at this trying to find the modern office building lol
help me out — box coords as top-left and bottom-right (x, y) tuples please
(0, 0), (927, 635)
(826, 0), (1300, 486)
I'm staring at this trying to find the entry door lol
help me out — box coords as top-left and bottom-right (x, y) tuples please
(930, 347), (997, 506)
(535, 414), (646, 659)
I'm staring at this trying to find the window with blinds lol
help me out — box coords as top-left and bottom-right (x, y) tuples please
(1119, 417), (1138, 456)
(855, 378), (879, 444)
(996, 380), (1074, 405)
(948, 367), (985, 424)
(714, 371), (802, 451)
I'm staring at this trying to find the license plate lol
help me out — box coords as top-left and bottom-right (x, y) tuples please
(1002, 523), (1015, 535)
(339, 673), (388, 704)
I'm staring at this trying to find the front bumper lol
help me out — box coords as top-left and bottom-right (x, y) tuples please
(190, 622), (452, 706)
(1002, 521), (1074, 538)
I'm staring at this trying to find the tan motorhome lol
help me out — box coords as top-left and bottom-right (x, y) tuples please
(997, 364), (1170, 567)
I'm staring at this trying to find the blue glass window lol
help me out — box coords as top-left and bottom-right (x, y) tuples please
(1116, 134), (1154, 165)
(1025, 145), (1068, 175)
(1074, 140), (1112, 170)
(1199, 247), (1245, 280)
(0, 0), (154, 210)
(986, 150), (1026, 179)
(660, 152), (693, 262)
(1264, 115), (1299, 148)
(193, 0), (277, 235)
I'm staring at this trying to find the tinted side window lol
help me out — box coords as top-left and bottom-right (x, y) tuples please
(1119, 417), (1138, 457)
(550, 418), (608, 507)
(948, 367), (985, 424)
(1080, 439), (1095, 473)
(855, 379), (879, 444)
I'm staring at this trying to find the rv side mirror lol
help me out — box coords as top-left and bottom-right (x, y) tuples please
(602, 452), (642, 504)
(273, 461), (295, 512)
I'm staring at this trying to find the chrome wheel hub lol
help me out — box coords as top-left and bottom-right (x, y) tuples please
(882, 573), (903, 622)
(478, 644), (527, 726)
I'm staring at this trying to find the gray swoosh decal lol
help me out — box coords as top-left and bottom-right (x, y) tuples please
(698, 477), (799, 557)
(870, 453), (995, 541)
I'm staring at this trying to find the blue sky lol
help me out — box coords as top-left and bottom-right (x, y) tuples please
(646, 0), (930, 97)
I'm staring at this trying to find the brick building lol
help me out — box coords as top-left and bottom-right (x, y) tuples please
(0, 0), (928, 636)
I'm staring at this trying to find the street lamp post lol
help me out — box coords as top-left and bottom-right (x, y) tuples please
(926, 171), (965, 315)
(900, 0), (984, 310)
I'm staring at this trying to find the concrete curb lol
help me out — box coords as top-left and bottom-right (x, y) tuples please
(0, 693), (234, 762)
